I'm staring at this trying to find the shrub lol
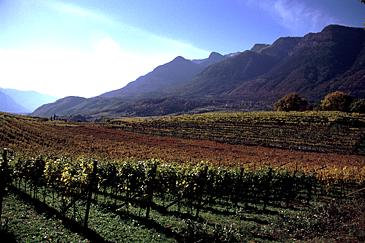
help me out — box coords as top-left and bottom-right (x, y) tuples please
(274, 93), (308, 111)
(320, 91), (353, 112)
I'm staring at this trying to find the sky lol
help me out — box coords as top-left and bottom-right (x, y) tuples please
(0, 0), (364, 98)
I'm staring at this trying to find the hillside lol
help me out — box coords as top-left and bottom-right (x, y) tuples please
(101, 52), (226, 99)
(32, 25), (365, 118)
(179, 25), (365, 101)
(32, 96), (87, 117)
(230, 25), (365, 100)
(33, 52), (229, 117)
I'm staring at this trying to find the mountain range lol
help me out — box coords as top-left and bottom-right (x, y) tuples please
(32, 25), (365, 118)
(0, 88), (57, 114)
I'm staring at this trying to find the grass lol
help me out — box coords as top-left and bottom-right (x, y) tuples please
(2, 193), (86, 242)
(88, 204), (176, 242)
(3, 183), (325, 242)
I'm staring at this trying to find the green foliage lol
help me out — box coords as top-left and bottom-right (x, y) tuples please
(5, 151), (365, 242)
(2, 194), (87, 242)
(320, 91), (353, 112)
(274, 93), (309, 111)
(0, 149), (13, 187)
(13, 155), (364, 216)
(350, 99), (365, 113)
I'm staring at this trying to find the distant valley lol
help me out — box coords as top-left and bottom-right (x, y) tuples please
(0, 88), (57, 114)
(32, 25), (365, 118)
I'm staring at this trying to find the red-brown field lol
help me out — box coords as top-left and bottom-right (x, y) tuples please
(1, 112), (364, 172)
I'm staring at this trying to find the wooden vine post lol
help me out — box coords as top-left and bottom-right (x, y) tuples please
(234, 167), (244, 212)
(195, 165), (208, 218)
(145, 163), (157, 219)
(84, 160), (98, 229)
(263, 168), (273, 211)
(0, 149), (11, 224)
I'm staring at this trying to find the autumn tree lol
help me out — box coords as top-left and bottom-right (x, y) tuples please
(320, 91), (353, 112)
(274, 93), (308, 111)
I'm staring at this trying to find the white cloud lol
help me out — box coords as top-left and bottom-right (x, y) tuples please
(273, 0), (336, 33)
(40, 0), (115, 25)
(44, 0), (209, 56)
(242, 0), (336, 34)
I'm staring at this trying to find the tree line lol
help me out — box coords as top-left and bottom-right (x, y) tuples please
(274, 91), (365, 113)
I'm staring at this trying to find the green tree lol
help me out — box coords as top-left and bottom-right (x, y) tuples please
(320, 91), (353, 112)
(274, 93), (309, 111)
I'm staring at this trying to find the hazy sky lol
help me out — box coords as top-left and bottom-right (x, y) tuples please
(0, 0), (364, 98)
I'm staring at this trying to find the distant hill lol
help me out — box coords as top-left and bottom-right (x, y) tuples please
(32, 25), (365, 118)
(0, 91), (28, 113)
(32, 96), (87, 117)
(0, 88), (58, 113)
(101, 52), (226, 99)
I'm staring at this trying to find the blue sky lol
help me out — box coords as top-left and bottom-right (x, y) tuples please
(0, 0), (364, 97)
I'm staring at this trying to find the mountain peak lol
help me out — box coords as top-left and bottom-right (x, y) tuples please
(208, 52), (223, 59)
(191, 52), (225, 66)
(321, 24), (361, 33)
(260, 37), (301, 57)
(172, 56), (187, 62)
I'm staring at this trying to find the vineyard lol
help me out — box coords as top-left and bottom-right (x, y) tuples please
(110, 111), (365, 154)
(1, 150), (365, 242)
(1, 112), (364, 169)
(0, 112), (365, 241)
